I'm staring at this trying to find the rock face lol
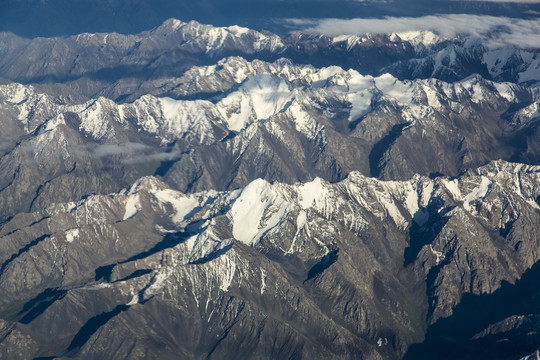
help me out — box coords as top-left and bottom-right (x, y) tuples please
(0, 18), (540, 360)
(0, 161), (539, 359)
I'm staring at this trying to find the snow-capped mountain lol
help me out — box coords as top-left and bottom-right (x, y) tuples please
(0, 19), (539, 102)
(0, 160), (539, 359)
(1, 17), (540, 360)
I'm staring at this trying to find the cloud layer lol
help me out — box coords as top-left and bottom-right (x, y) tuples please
(463, 0), (540, 2)
(289, 14), (540, 48)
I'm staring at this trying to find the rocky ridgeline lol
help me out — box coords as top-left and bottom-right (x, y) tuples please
(0, 161), (539, 359)
(0, 19), (539, 359)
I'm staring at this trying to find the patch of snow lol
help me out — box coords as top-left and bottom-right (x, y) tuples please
(286, 210), (308, 254)
(348, 90), (373, 122)
(483, 47), (517, 78)
(260, 269), (267, 295)
(494, 82), (517, 102)
(519, 58), (540, 83)
(65, 228), (80, 243)
(78, 98), (116, 140)
(395, 30), (441, 46)
(127, 294), (139, 306)
(463, 176), (492, 212)
(130, 95), (219, 144)
(145, 270), (170, 296)
(288, 102), (324, 141)
(375, 189), (407, 229)
(443, 179), (462, 201)
(298, 178), (331, 214)
(421, 181), (435, 207)
(422, 84), (444, 108)
(404, 184), (420, 218)
(243, 75), (293, 120)
(215, 255), (237, 292)
(123, 194), (141, 220)
(229, 179), (291, 246)
(217, 74), (293, 131)
(152, 190), (200, 227)
(375, 74), (415, 104)
(430, 245), (445, 265)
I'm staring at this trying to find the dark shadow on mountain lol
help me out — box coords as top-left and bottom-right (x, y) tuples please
(404, 260), (540, 360)
(18, 288), (68, 324)
(220, 131), (239, 143)
(1, 216), (51, 238)
(189, 242), (234, 265)
(153, 146), (184, 177)
(500, 100), (535, 123)
(403, 199), (454, 267)
(95, 264), (116, 282)
(67, 304), (130, 352)
(369, 123), (409, 178)
(0, 234), (50, 276)
(94, 230), (192, 282)
(304, 249), (339, 283)
(112, 269), (154, 283)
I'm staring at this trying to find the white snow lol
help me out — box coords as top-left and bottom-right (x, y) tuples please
(130, 96), (219, 144)
(518, 58), (540, 83)
(421, 181), (435, 207)
(260, 269), (267, 295)
(404, 186), (419, 217)
(375, 74), (415, 105)
(430, 245), (445, 265)
(217, 75), (293, 131)
(375, 189), (407, 229)
(127, 294), (139, 306)
(152, 190), (200, 227)
(288, 102), (324, 141)
(483, 47), (517, 79)
(229, 179), (291, 246)
(286, 210), (308, 254)
(443, 179), (462, 201)
(123, 194), (141, 220)
(394, 30), (441, 46)
(78, 98), (116, 140)
(298, 178), (331, 213)
(422, 84), (444, 108)
(215, 255), (237, 292)
(65, 228), (80, 243)
(348, 90), (374, 122)
(494, 83), (517, 102)
(463, 176), (492, 212)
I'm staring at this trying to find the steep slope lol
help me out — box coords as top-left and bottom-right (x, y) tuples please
(0, 161), (538, 359)
(1, 18), (540, 360)
(1, 19), (539, 102)
(1, 58), (539, 223)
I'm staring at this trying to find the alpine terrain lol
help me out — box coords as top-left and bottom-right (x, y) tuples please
(0, 5), (540, 359)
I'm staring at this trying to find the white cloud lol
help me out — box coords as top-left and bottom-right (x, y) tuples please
(463, 0), (540, 2)
(288, 14), (540, 48)
(77, 142), (180, 164)
(121, 151), (182, 164)
(91, 142), (148, 157)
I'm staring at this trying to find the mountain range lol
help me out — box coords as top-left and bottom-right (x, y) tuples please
(0, 17), (539, 360)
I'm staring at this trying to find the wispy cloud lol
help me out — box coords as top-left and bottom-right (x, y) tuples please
(78, 142), (181, 164)
(91, 143), (149, 157)
(121, 151), (182, 165)
(288, 14), (540, 48)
